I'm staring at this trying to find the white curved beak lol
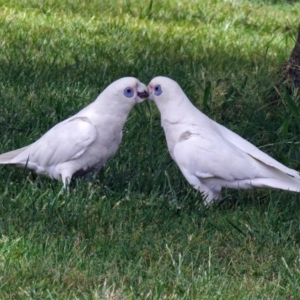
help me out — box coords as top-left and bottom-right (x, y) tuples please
(136, 82), (149, 103)
(147, 84), (154, 101)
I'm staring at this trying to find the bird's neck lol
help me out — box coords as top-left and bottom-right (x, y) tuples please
(160, 101), (210, 158)
(77, 99), (133, 129)
(160, 99), (197, 125)
(159, 102), (192, 158)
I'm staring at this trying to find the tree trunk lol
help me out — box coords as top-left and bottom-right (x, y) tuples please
(283, 26), (300, 87)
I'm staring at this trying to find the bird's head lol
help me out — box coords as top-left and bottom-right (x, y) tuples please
(147, 76), (186, 114)
(99, 77), (149, 111)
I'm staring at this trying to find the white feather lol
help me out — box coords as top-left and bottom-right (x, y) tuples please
(148, 76), (300, 204)
(0, 77), (148, 188)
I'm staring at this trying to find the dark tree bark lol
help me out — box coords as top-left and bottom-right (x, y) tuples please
(283, 26), (300, 87)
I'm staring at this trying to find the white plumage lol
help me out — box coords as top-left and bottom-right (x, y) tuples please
(148, 76), (300, 203)
(0, 77), (148, 188)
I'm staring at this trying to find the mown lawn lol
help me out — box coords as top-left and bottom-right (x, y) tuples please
(1, 0), (300, 298)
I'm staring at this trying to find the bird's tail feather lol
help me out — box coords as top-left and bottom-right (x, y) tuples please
(258, 164), (300, 192)
(241, 166), (300, 193)
(0, 146), (28, 164)
(214, 165), (300, 193)
(250, 175), (300, 193)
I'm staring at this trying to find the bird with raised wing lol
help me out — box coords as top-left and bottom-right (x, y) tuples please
(0, 77), (149, 188)
(148, 76), (300, 204)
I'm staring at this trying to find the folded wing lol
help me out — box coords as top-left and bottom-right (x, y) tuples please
(217, 123), (300, 179)
(0, 117), (97, 169)
(173, 127), (300, 193)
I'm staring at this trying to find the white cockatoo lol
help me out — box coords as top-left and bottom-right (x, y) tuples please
(0, 77), (148, 188)
(148, 76), (300, 204)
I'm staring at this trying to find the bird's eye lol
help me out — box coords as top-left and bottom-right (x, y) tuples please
(124, 87), (134, 98)
(154, 84), (162, 96)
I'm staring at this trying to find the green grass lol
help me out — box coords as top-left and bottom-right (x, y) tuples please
(1, 0), (300, 298)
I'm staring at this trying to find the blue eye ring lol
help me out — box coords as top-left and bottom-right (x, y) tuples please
(124, 87), (134, 98)
(154, 84), (162, 96)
